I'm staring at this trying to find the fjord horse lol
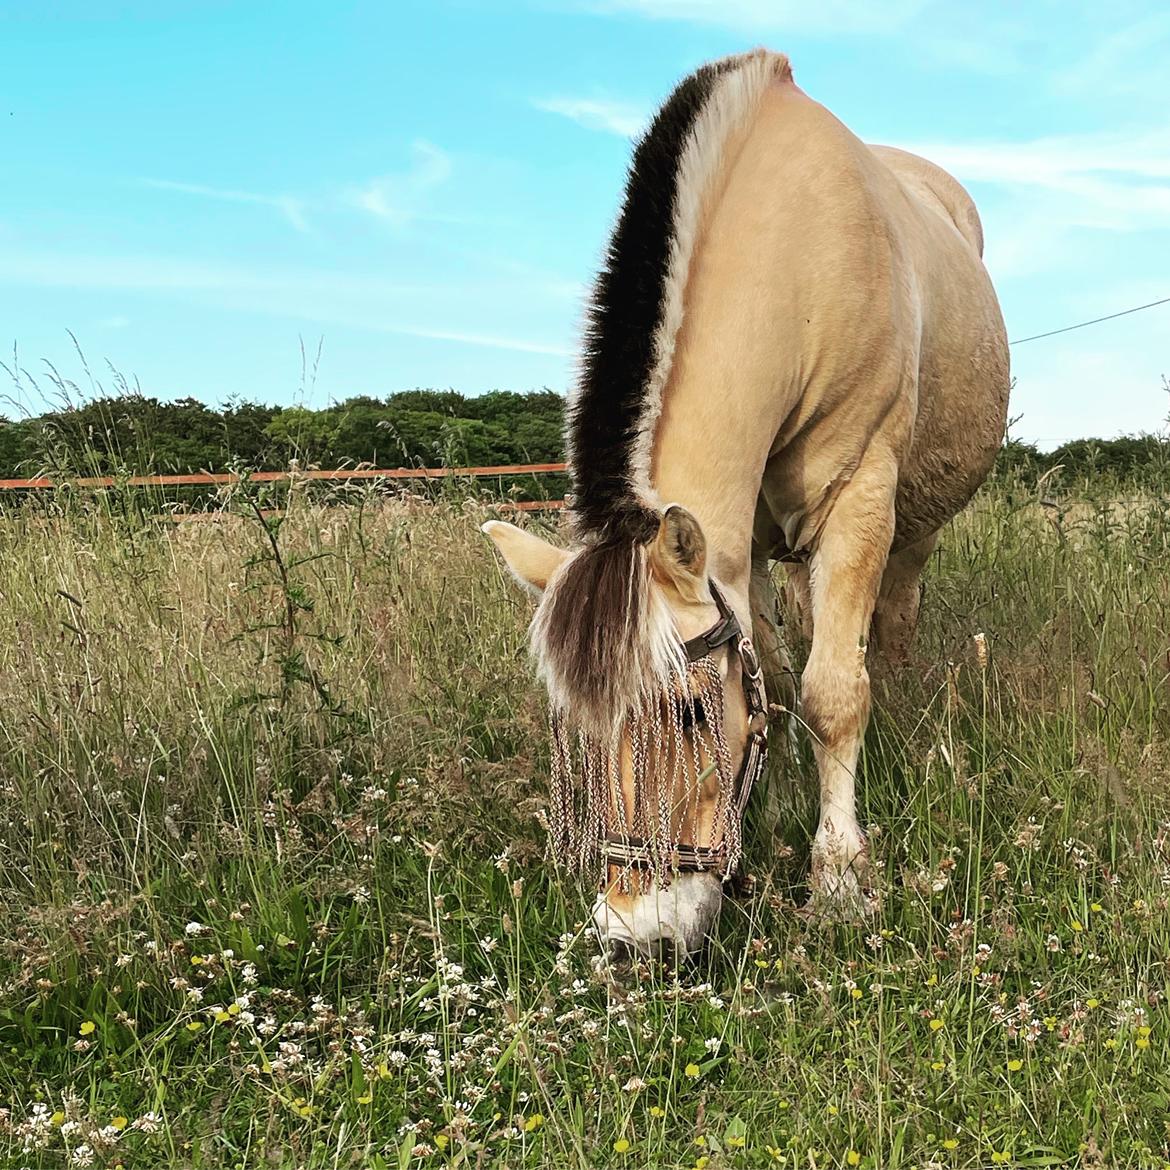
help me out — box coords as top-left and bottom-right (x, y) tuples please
(486, 49), (1008, 955)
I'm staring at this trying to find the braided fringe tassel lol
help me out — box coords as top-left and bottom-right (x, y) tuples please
(546, 656), (741, 890)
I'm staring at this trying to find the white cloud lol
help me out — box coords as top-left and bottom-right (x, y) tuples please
(0, 249), (572, 358)
(583, 0), (928, 34)
(143, 178), (309, 232)
(891, 128), (1170, 278)
(350, 140), (453, 227)
(1051, 11), (1170, 101)
(898, 129), (1170, 192)
(532, 96), (648, 137)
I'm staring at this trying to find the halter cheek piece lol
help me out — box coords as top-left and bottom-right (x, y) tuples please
(601, 581), (769, 882)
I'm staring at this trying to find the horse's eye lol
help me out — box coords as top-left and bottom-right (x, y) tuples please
(680, 697), (707, 730)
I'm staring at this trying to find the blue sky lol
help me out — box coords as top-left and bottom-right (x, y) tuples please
(2, 0), (1168, 447)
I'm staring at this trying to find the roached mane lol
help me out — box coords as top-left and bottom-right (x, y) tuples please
(533, 50), (791, 732)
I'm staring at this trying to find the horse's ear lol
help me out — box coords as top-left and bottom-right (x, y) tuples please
(651, 504), (708, 602)
(482, 520), (569, 595)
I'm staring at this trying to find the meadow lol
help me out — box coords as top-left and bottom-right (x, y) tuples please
(0, 475), (1168, 1169)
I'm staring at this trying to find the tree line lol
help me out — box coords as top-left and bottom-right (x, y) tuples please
(0, 389), (1167, 491)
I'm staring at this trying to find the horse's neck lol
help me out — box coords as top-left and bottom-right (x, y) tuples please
(650, 386), (775, 594)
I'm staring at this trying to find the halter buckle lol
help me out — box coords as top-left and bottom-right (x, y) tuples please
(738, 636), (763, 683)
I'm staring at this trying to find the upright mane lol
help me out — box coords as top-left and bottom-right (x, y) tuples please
(535, 49), (791, 733)
(567, 48), (791, 543)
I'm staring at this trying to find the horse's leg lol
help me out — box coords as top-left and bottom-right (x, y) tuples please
(871, 532), (938, 667)
(802, 454), (897, 915)
(783, 562), (814, 642)
(750, 556), (796, 713)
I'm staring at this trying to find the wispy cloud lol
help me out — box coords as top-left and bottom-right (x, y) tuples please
(532, 96), (647, 137)
(349, 140), (453, 227)
(580, 0), (929, 35)
(0, 249), (573, 358)
(143, 178), (309, 232)
(390, 325), (570, 356)
(893, 128), (1170, 277)
(1051, 11), (1170, 101)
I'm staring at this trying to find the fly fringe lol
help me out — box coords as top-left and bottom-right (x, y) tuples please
(548, 655), (740, 891)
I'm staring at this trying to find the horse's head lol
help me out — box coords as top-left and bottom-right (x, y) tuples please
(484, 505), (767, 958)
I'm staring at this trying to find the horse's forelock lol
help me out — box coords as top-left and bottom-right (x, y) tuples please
(530, 537), (684, 736)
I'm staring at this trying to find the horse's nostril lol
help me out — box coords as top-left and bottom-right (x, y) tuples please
(606, 935), (684, 968)
(608, 939), (638, 965)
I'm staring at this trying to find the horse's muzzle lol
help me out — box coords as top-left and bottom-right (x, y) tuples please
(592, 871), (724, 957)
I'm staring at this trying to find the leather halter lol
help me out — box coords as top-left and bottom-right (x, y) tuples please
(601, 581), (769, 881)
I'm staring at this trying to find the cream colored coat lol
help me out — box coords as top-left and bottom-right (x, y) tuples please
(487, 53), (1009, 954)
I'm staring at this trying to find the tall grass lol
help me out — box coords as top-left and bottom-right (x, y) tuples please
(0, 480), (1167, 1168)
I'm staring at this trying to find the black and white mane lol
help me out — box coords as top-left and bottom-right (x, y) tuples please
(534, 50), (791, 733)
(569, 49), (789, 542)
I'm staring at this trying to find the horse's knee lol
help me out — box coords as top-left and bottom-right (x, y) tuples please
(801, 647), (871, 751)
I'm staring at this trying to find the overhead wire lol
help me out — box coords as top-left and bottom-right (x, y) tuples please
(1009, 295), (1170, 346)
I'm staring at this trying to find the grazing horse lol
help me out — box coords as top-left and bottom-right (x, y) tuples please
(485, 49), (1009, 956)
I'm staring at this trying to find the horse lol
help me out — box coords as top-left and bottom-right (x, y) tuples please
(484, 48), (1009, 957)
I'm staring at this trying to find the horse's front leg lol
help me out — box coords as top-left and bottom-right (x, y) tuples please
(801, 452), (897, 916)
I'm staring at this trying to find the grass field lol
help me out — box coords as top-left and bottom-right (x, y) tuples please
(0, 479), (1168, 1169)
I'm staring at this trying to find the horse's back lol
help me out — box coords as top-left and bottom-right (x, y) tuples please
(729, 85), (1009, 553)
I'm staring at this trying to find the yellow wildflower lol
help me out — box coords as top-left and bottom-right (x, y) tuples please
(929, 1018), (944, 1032)
(111, 1117), (128, 1130)
(943, 1138), (959, 1150)
(79, 1021), (96, 1036)
(185, 1021), (204, 1032)
(524, 1114), (544, 1133)
(847, 1152), (861, 1166)
(1007, 1059), (1023, 1071)
(685, 1062), (701, 1078)
(613, 1138), (631, 1154)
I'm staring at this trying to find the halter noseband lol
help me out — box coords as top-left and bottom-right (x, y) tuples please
(601, 581), (769, 882)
